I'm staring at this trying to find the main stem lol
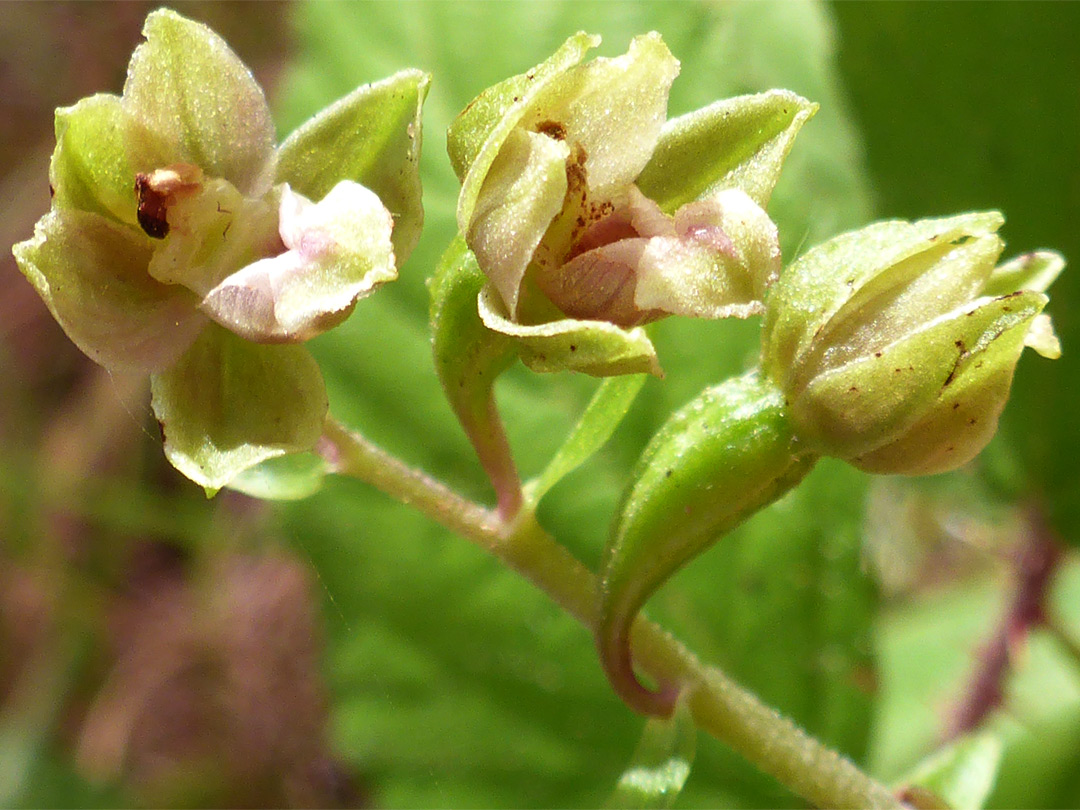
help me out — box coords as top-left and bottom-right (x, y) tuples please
(322, 417), (902, 810)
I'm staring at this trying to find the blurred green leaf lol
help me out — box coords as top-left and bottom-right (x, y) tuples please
(530, 373), (646, 506)
(605, 697), (696, 810)
(900, 734), (1003, 810)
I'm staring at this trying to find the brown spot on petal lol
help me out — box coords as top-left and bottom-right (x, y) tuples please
(535, 120), (567, 141)
(135, 163), (203, 240)
(135, 174), (169, 239)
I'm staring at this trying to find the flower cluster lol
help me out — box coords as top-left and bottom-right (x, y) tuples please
(14, 9), (427, 489)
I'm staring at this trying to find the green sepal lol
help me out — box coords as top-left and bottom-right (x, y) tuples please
(430, 237), (521, 515)
(276, 69), (430, 264)
(637, 89), (818, 212)
(448, 31), (596, 181)
(449, 32), (598, 231)
(605, 694), (696, 810)
(225, 452), (329, 501)
(597, 371), (816, 715)
(897, 734), (1003, 810)
(12, 209), (204, 373)
(478, 285), (662, 378)
(150, 325), (328, 492)
(983, 250), (1065, 297)
(122, 8), (276, 194)
(49, 94), (138, 226)
(528, 373), (647, 506)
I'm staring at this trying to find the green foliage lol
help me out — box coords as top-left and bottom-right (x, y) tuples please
(899, 734), (1003, 810)
(14, 1), (1076, 808)
(530, 373), (647, 506)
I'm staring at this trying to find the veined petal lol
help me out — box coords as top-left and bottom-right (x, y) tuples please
(478, 283), (661, 377)
(276, 69), (430, 264)
(537, 238), (655, 327)
(801, 231), (1004, 380)
(49, 94), (139, 226)
(525, 32), (679, 199)
(151, 325), (328, 491)
(634, 188), (780, 319)
(468, 128), (569, 315)
(12, 209), (204, 373)
(201, 182), (395, 343)
(122, 9), (276, 195)
(852, 295), (1044, 475)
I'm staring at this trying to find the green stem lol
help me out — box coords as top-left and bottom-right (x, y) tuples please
(323, 416), (902, 810)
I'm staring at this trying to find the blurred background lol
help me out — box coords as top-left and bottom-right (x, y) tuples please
(2, 2), (1079, 807)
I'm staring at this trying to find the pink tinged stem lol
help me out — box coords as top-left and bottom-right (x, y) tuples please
(597, 611), (680, 717)
(462, 390), (524, 521)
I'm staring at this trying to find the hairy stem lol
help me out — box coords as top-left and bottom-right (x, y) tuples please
(323, 416), (901, 810)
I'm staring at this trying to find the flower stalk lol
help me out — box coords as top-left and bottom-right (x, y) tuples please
(321, 416), (902, 810)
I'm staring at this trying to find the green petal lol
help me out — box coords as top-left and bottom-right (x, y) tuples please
(852, 295), (1044, 475)
(200, 181), (396, 343)
(637, 90), (818, 212)
(477, 283), (661, 377)
(276, 69), (430, 264)
(12, 209), (203, 372)
(793, 291), (1045, 467)
(151, 326), (328, 491)
(983, 250), (1065, 296)
(49, 94), (138, 226)
(122, 8), (275, 194)
(634, 188), (780, 319)
(450, 31), (598, 230)
(763, 212), (1004, 390)
(528, 32), (679, 199)
(468, 128), (569, 314)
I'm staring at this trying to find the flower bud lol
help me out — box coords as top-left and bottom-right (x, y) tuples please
(762, 213), (1063, 475)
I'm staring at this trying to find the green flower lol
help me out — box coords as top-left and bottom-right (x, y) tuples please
(13, 9), (428, 490)
(763, 213), (1063, 474)
(448, 32), (815, 376)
